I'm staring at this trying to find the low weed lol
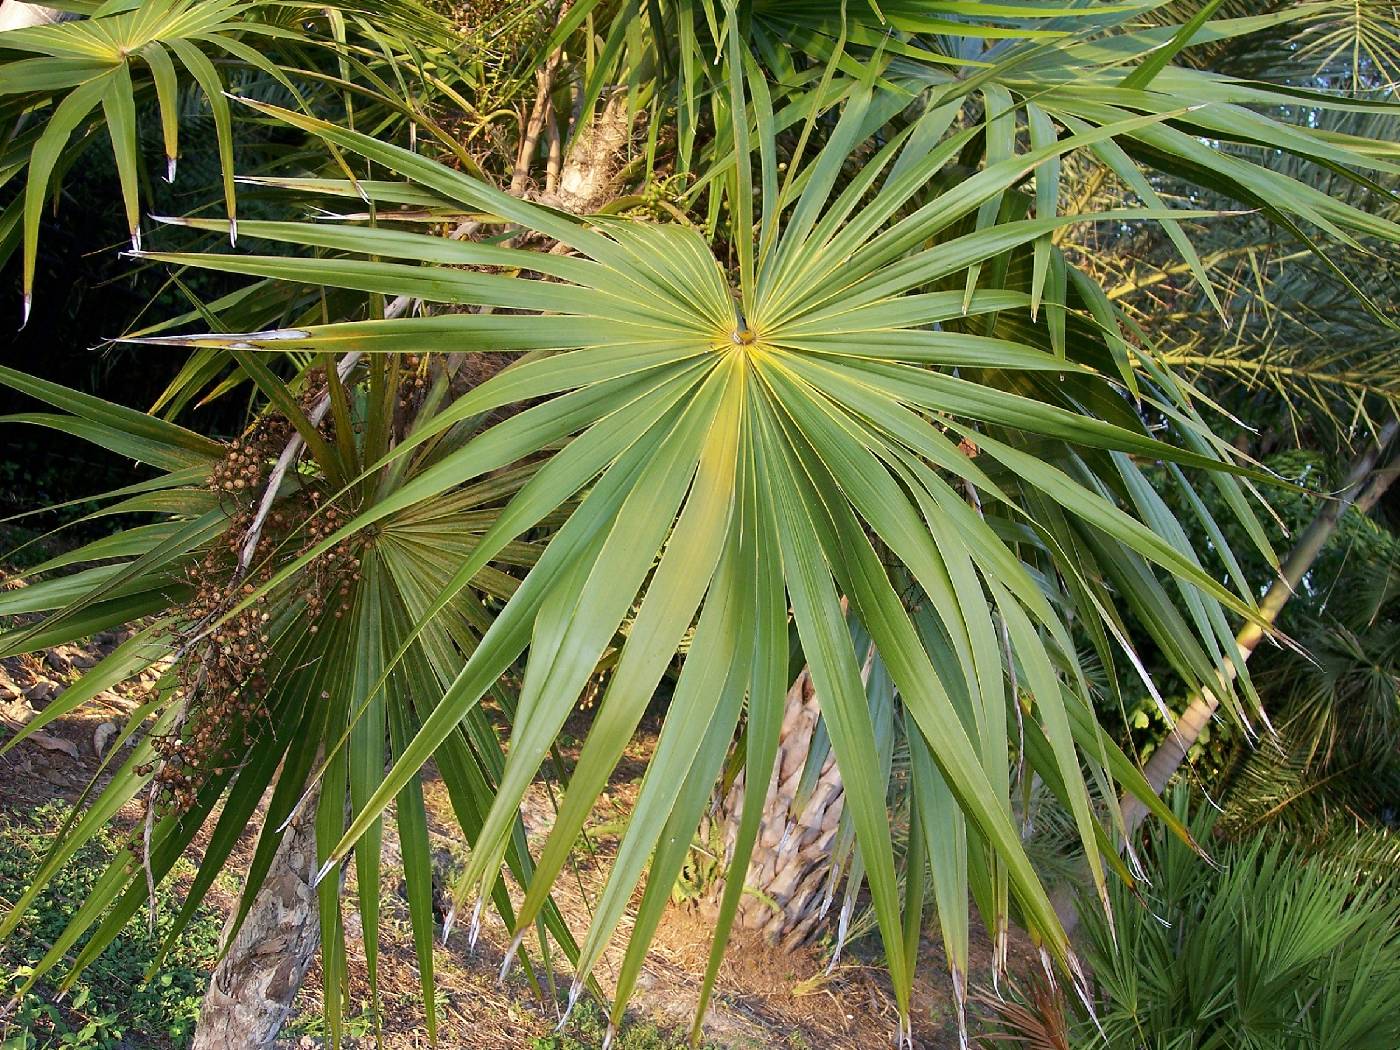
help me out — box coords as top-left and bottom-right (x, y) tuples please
(0, 803), (224, 1049)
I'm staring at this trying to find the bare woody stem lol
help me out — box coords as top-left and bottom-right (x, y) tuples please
(191, 775), (323, 1050)
(1119, 418), (1400, 836)
(235, 351), (364, 575)
(511, 54), (561, 196)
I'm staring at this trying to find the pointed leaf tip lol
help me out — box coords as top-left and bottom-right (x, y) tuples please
(441, 906), (455, 945)
(466, 898), (484, 952)
(312, 857), (336, 888)
(498, 929), (525, 983)
(557, 979), (584, 1031)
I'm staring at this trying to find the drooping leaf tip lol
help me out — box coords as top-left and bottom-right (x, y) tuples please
(557, 979), (584, 1031)
(466, 898), (484, 953)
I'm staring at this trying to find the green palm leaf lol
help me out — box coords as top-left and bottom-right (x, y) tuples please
(119, 81), (1298, 1029)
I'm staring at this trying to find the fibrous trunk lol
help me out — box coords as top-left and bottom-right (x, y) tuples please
(549, 93), (632, 215)
(192, 784), (322, 1050)
(703, 670), (847, 948)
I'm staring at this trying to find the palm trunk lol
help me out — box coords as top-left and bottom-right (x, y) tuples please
(511, 43), (631, 217)
(192, 784), (322, 1050)
(703, 669), (848, 947)
(0, 2), (72, 30)
(550, 93), (631, 214)
(1119, 421), (1399, 836)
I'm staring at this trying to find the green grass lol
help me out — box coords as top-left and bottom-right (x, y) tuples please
(0, 803), (224, 1049)
(532, 998), (726, 1050)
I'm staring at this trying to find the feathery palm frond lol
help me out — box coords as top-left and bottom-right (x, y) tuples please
(1078, 99), (1400, 447)
(1137, 0), (1400, 88)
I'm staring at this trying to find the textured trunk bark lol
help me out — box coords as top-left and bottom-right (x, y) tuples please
(549, 93), (632, 215)
(1118, 420), (1399, 837)
(192, 783), (323, 1050)
(0, 2), (72, 31)
(703, 670), (847, 948)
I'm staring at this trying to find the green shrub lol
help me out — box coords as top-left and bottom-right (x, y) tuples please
(1077, 797), (1400, 1050)
(0, 804), (223, 1049)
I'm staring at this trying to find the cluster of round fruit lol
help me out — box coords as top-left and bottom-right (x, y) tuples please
(139, 538), (281, 811)
(141, 415), (362, 813)
(207, 416), (293, 497)
(297, 492), (362, 632)
(395, 353), (431, 419)
(628, 173), (690, 223)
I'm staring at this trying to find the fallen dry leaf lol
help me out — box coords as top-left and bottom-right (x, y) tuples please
(27, 730), (80, 760)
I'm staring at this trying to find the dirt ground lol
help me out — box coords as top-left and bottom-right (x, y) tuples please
(0, 627), (1037, 1049)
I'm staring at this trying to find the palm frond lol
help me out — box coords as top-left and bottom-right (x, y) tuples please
(106, 76), (1294, 1030)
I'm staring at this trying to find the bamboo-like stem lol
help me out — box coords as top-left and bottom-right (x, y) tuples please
(511, 59), (559, 196)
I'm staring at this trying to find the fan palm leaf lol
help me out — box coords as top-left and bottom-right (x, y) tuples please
(112, 62), (1296, 1032)
(0, 0), (479, 320)
(3, 1), (1399, 1043)
(0, 354), (585, 1045)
